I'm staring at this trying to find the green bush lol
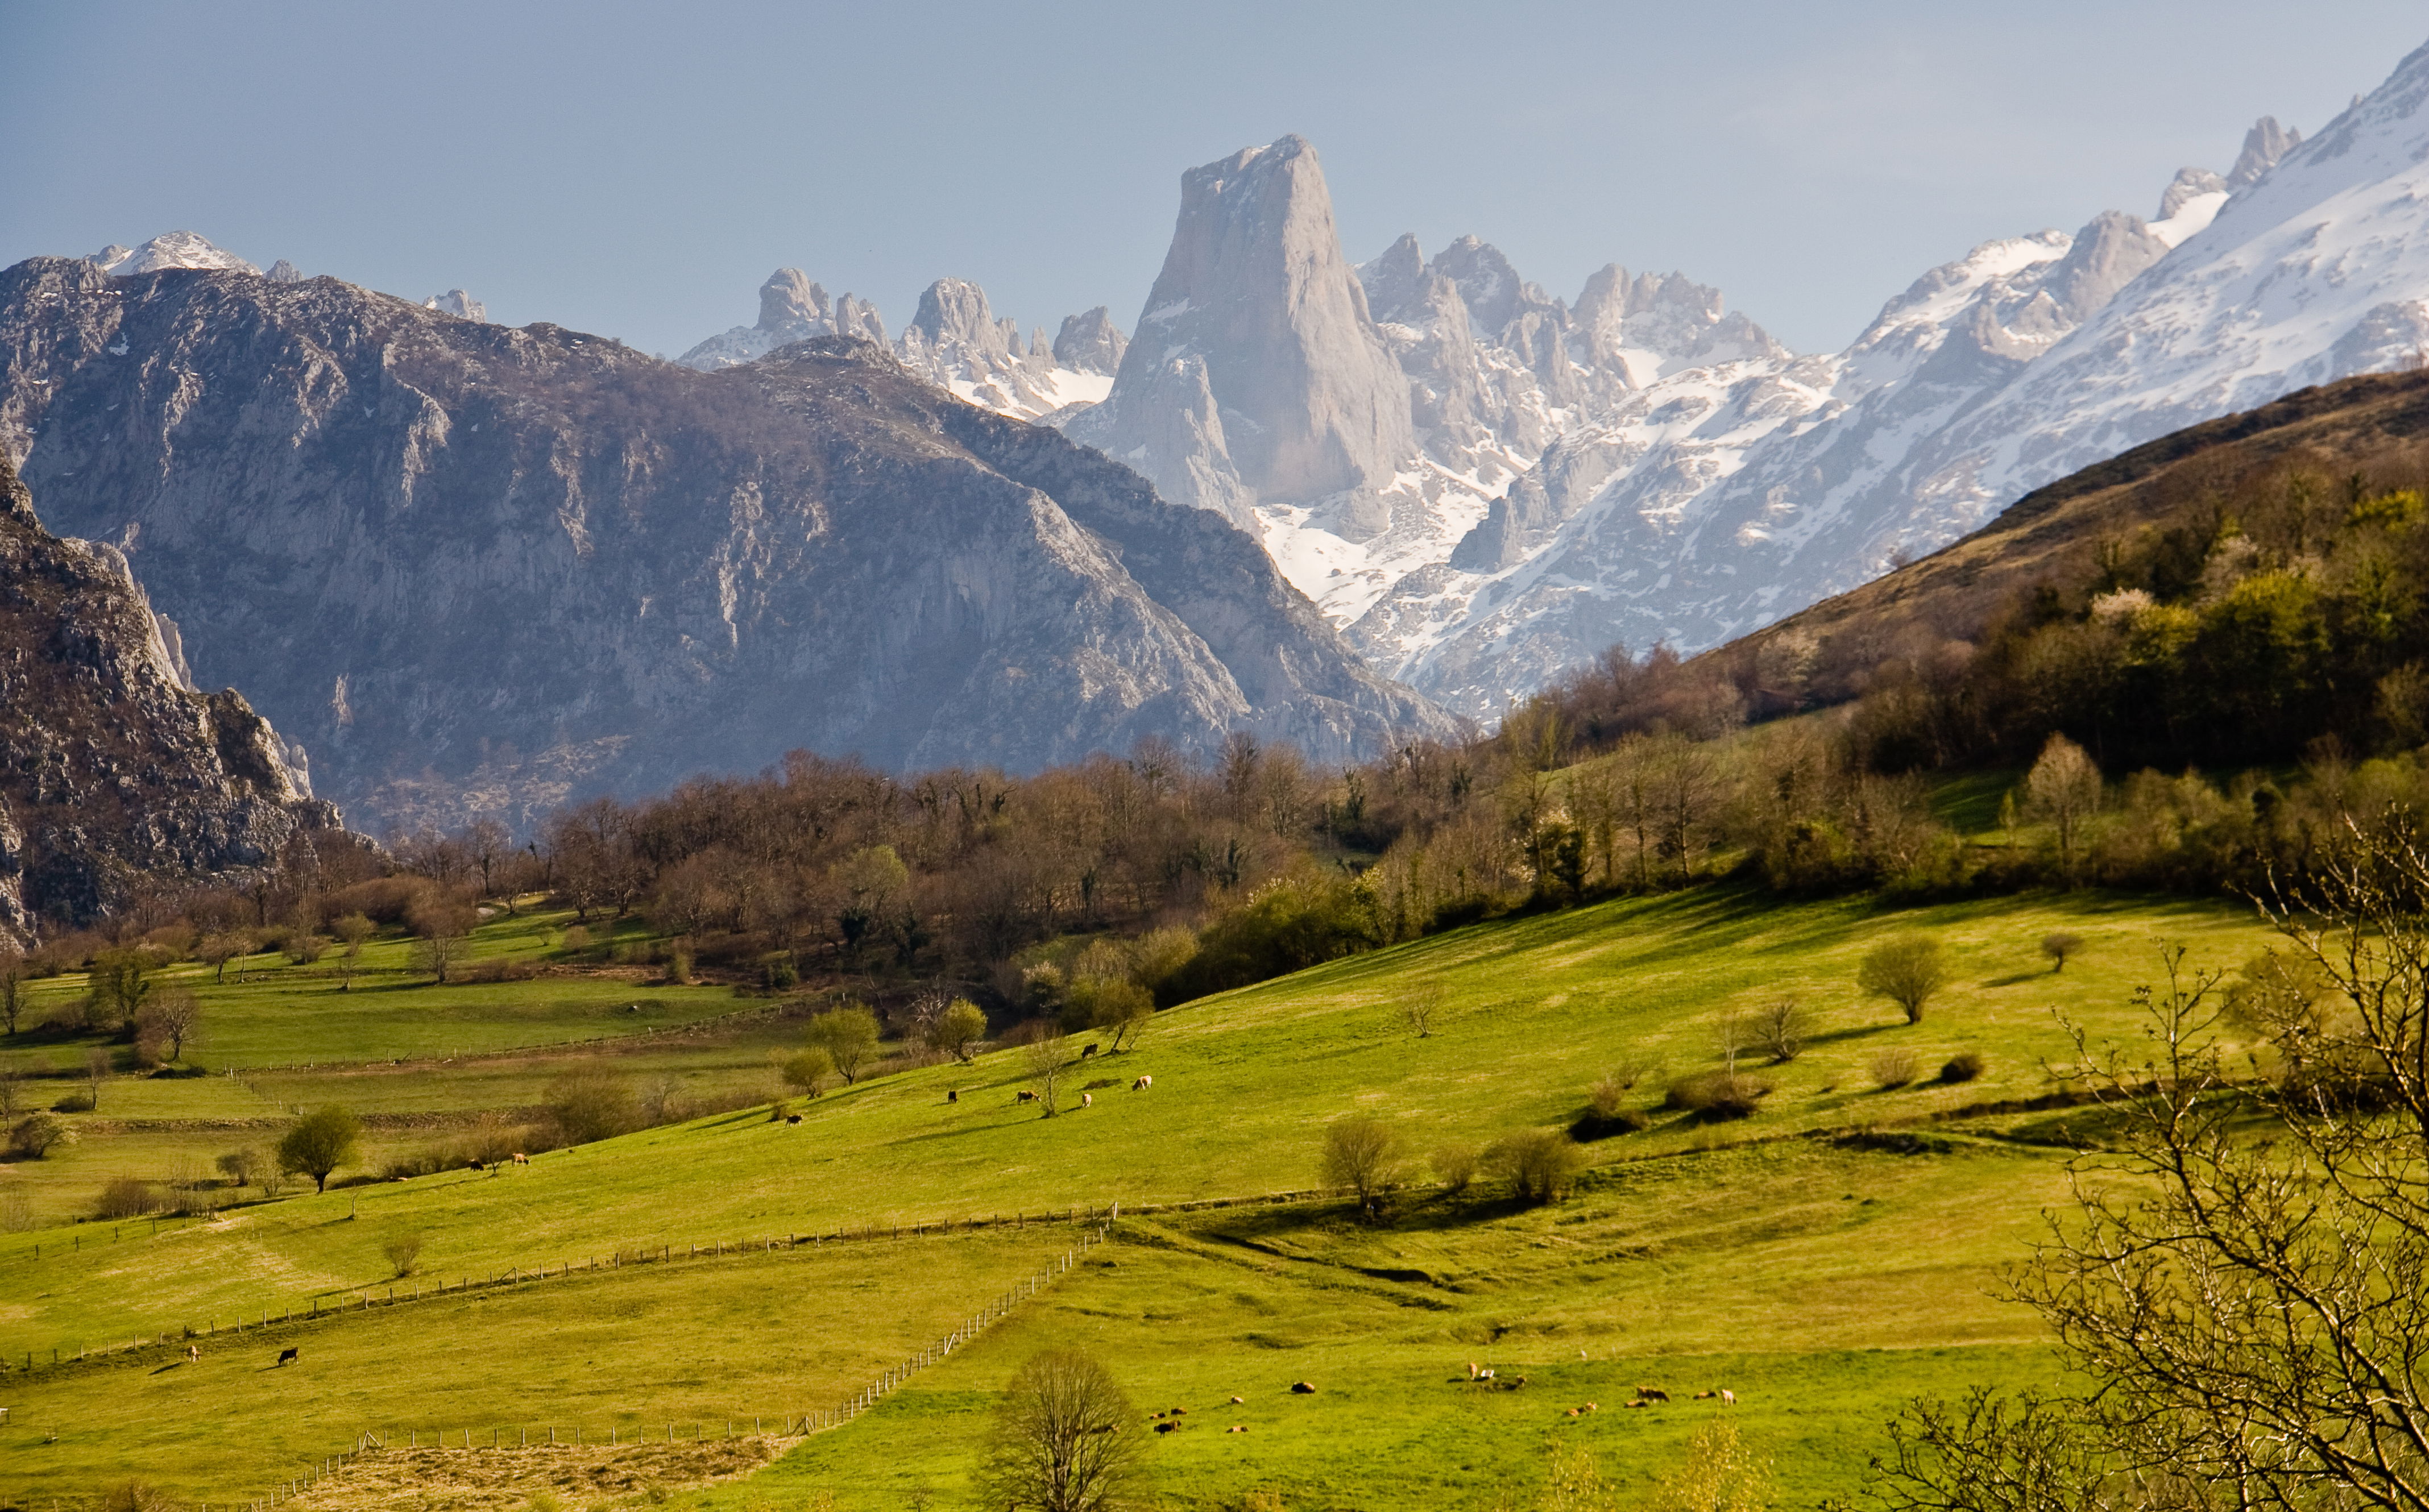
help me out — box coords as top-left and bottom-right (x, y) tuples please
(51, 1091), (95, 1114)
(1167, 872), (1382, 1002)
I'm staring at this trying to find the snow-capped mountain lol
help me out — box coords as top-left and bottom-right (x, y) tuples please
(677, 269), (1117, 422)
(89, 231), (260, 277)
(1043, 101), (2344, 716)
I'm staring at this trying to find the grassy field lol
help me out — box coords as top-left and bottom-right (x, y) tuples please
(0, 884), (2280, 1507)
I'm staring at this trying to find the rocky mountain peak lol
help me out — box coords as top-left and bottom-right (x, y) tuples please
(1430, 236), (1556, 337)
(909, 277), (1012, 358)
(2228, 115), (2303, 190)
(1051, 308), (1129, 375)
(94, 231), (259, 277)
(759, 268), (829, 329)
(2158, 167), (2229, 220)
(266, 259), (308, 284)
(1358, 233), (1429, 326)
(423, 289), (487, 321)
(1072, 133), (1415, 536)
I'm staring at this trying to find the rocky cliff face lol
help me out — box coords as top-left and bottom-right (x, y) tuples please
(0, 260), (1448, 834)
(1066, 136), (1416, 539)
(0, 448), (340, 942)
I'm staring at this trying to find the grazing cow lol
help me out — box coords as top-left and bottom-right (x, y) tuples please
(1155, 1421), (1178, 1434)
(1566, 1408), (1580, 1418)
(1290, 1381), (1316, 1394)
(1080, 1044), (1100, 1059)
(946, 1088), (959, 1103)
(1230, 1395), (1243, 1405)
(187, 1345), (200, 1363)
(1081, 1093), (1093, 1108)
(277, 1347), (300, 1366)
(1015, 1090), (1039, 1103)
(1227, 1425), (1246, 1433)
(511, 1152), (529, 1166)
(1132, 1075), (1153, 1091)
(1468, 1362), (1483, 1380)
(1624, 1400), (1647, 1410)
(1635, 1387), (1670, 1403)
(1694, 1391), (1716, 1400)
(785, 1114), (803, 1125)
(1721, 1389), (1736, 1405)
(1169, 1407), (1186, 1416)
(1478, 1369), (1496, 1381)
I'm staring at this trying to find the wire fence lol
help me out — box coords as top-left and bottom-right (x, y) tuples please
(213, 1223), (1110, 1512)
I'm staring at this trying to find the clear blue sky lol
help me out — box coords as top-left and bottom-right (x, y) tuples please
(3, 1), (2420, 359)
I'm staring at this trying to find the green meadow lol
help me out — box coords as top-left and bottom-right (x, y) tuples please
(0, 884), (2281, 1507)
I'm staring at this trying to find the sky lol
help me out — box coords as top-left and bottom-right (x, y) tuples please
(3, 2), (2424, 360)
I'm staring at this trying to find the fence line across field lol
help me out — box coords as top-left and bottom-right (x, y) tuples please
(207, 1226), (1108, 1512)
(4, 1205), (1158, 1377)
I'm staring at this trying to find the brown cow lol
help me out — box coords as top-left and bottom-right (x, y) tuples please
(946, 1088), (959, 1103)
(1081, 1093), (1093, 1108)
(1635, 1387), (1670, 1403)
(785, 1114), (803, 1125)
(1154, 1421), (1178, 1434)
(511, 1153), (529, 1166)
(277, 1347), (300, 1366)
(1132, 1075), (1153, 1091)
(1080, 1044), (1100, 1059)
(1290, 1381), (1316, 1394)
(1015, 1090), (1039, 1103)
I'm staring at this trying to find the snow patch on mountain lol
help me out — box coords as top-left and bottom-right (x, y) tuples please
(90, 232), (259, 277)
(678, 268), (1120, 423)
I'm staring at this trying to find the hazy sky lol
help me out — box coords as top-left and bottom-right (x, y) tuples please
(4, 2), (2423, 359)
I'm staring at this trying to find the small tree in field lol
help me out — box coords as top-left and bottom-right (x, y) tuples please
(277, 1105), (360, 1193)
(2039, 931), (2084, 973)
(0, 951), (25, 1034)
(2022, 733), (2103, 883)
(1400, 985), (1443, 1039)
(215, 1147), (264, 1190)
(408, 892), (478, 983)
(1859, 934), (1949, 1024)
(806, 1006), (881, 1085)
(1021, 1032), (1070, 1115)
(781, 1047), (834, 1098)
(982, 1348), (1139, 1512)
(332, 913), (373, 991)
(1320, 1116), (1404, 1219)
(928, 999), (989, 1063)
(139, 989), (201, 1062)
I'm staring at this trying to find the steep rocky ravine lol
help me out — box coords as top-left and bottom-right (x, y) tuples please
(0, 449), (341, 941)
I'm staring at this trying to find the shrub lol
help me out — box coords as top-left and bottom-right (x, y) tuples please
(215, 1147), (264, 1187)
(1571, 1106), (1650, 1140)
(1754, 996), (1808, 1063)
(1858, 934), (1950, 1023)
(1871, 1048), (1920, 1089)
(541, 1067), (636, 1145)
(1485, 1129), (1584, 1203)
(1663, 1070), (1772, 1121)
(51, 1091), (96, 1114)
(1939, 1050), (1988, 1083)
(1319, 1116), (1404, 1218)
(761, 952), (798, 991)
(1431, 1141), (1479, 1193)
(287, 933), (328, 966)
(94, 1175), (161, 1219)
(383, 1232), (424, 1277)
(1166, 871), (1382, 1001)
(10, 1112), (71, 1158)
(2040, 932), (2084, 973)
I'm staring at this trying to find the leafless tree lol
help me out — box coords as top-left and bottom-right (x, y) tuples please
(1877, 818), (2429, 1512)
(1401, 985), (1443, 1039)
(982, 1348), (1141, 1512)
(1021, 1032), (1070, 1116)
(140, 989), (202, 1062)
(1320, 1115), (1404, 1219)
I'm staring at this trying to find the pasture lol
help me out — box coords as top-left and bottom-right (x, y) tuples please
(0, 884), (2283, 1507)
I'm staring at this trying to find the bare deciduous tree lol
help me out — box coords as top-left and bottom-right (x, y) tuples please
(1400, 985), (1443, 1039)
(1874, 820), (2429, 1512)
(1021, 1032), (1070, 1116)
(2023, 734), (2103, 883)
(981, 1348), (1140, 1512)
(1320, 1115), (1404, 1219)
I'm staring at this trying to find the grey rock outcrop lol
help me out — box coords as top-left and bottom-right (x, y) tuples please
(1068, 135), (1415, 538)
(2158, 167), (2228, 219)
(0, 447), (342, 941)
(2227, 115), (2303, 189)
(0, 259), (1448, 832)
(1052, 308), (1128, 375)
(266, 259), (308, 284)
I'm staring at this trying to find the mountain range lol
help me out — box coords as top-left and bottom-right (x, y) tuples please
(0, 258), (1444, 836)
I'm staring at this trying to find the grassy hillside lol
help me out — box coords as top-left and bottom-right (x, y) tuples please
(0, 884), (2275, 1508)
